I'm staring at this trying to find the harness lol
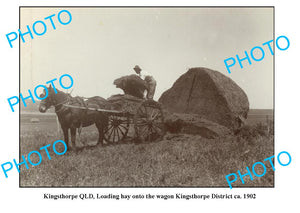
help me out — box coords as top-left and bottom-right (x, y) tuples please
(51, 95), (72, 114)
(68, 96), (88, 135)
(48, 93), (93, 135)
(54, 100), (70, 113)
(49, 94), (85, 114)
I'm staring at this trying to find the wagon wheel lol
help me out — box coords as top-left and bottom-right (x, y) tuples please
(134, 100), (165, 142)
(104, 115), (130, 143)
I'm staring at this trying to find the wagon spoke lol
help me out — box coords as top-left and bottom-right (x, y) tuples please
(152, 124), (163, 135)
(112, 128), (116, 142)
(118, 125), (126, 133)
(136, 116), (147, 122)
(148, 126), (154, 141)
(114, 128), (118, 142)
(136, 122), (148, 126)
(139, 125), (149, 138)
(138, 106), (147, 117)
(144, 106), (149, 120)
(108, 127), (114, 141)
(152, 123), (164, 130)
(138, 125), (146, 135)
(136, 118), (147, 123)
(150, 126), (157, 141)
(105, 125), (114, 133)
(150, 108), (156, 120)
(151, 124), (159, 133)
(136, 118), (147, 125)
(116, 128), (120, 142)
(119, 123), (129, 130)
(117, 126), (126, 137)
(151, 111), (161, 120)
(109, 128), (113, 142)
(105, 126), (111, 134)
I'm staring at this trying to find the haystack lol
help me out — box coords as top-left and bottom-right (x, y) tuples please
(159, 67), (249, 131)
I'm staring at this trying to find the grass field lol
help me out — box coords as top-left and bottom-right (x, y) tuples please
(20, 109), (274, 187)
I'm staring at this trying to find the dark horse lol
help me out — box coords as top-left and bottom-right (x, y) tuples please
(39, 85), (109, 150)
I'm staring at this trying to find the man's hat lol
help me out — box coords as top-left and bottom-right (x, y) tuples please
(133, 65), (142, 71)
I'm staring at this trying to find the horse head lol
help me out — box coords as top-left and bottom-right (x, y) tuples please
(38, 84), (57, 113)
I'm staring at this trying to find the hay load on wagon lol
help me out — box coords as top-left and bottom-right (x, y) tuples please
(159, 67), (249, 131)
(113, 74), (148, 99)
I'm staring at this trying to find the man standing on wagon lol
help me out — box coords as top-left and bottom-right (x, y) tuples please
(133, 65), (157, 100)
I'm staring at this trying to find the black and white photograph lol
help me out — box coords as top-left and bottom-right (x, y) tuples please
(19, 7), (274, 187)
(3, 0), (300, 212)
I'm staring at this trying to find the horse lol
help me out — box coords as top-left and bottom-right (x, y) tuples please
(39, 84), (109, 150)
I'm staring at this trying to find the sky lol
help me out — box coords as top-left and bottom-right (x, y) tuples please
(20, 7), (273, 109)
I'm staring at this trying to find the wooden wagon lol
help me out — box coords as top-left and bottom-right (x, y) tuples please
(66, 94), (165, 144)
(103, 94), (165, 143)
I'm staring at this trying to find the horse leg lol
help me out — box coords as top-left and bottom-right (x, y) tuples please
(95, 122), (104, 146)
(96, 115), (108, 146)
(70, 127), (77, 150)
(62, 127), (69, 150)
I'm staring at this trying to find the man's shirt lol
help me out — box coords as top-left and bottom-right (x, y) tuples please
(138, 70), (152, 81)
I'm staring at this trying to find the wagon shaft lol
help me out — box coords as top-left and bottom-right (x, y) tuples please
(63, 104), (125, 114)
